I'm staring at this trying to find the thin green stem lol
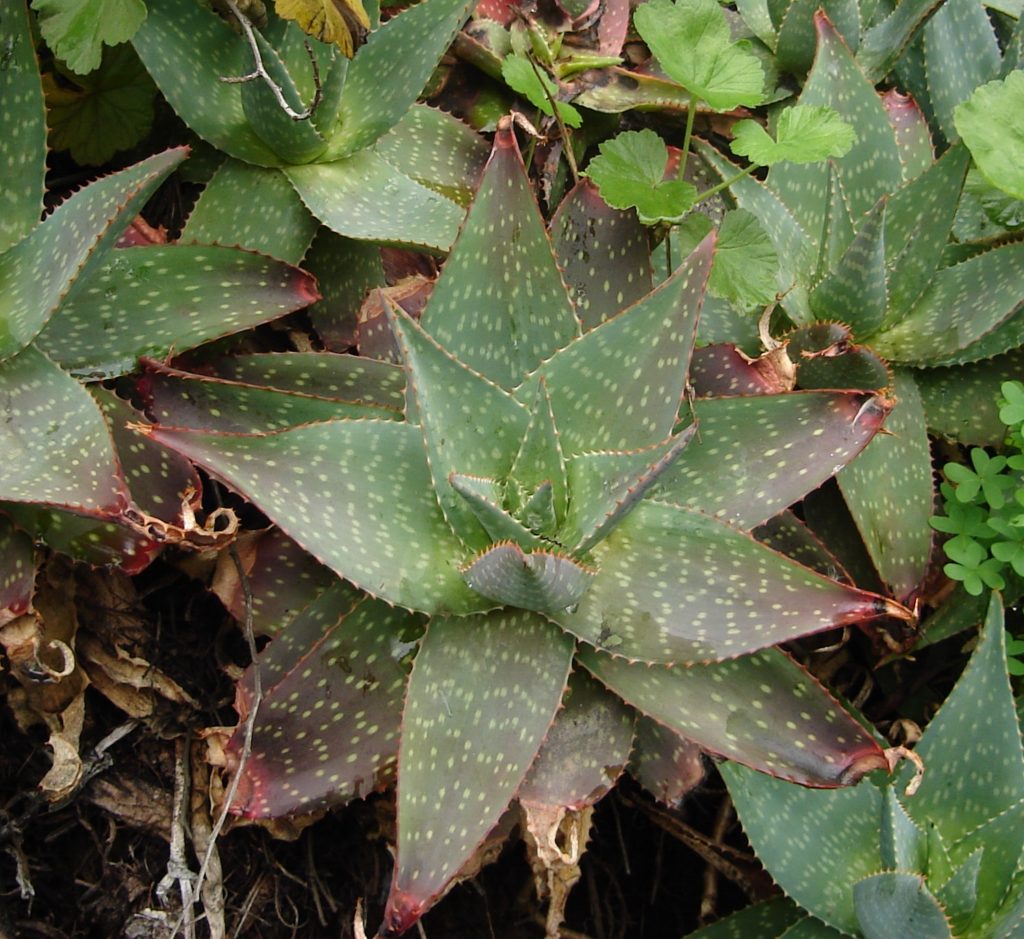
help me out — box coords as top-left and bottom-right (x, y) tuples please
(693, 163), (759, 205)
(679, 92), (698, 181)
(527, 55), (579, 183)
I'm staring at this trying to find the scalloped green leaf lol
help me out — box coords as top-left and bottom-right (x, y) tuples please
(633, 0), (764, 111)
(375, 105), (488, 207)
(837, 369), (933, 600)
(583, 645), (887, 786)
(420, 123), (579, 388)
(131, 0), (281, 166)
(461, 542), (595, 612)
(37, 244), (319, 379)
(32, 0), (146, 76)
(854, 873), (952, 939)
(519, 669), (635, 810)
(228, 595), (416, 817)
(554, 501), (903, 664)
(955, 72), (1024, 201)
(284, 151), (464, 251)
(731, 106), (856, 167)
(0, 345), (126, 514)
(385, 609), (573, 934)
(722, 760), (884, 933)
(654, 391), (891, 529)
(0, 1), (46, 253)
(329, 0), (474, 156)
(518, 234), (712, 454)
(0, 147), (185, 361)
(388, 305), (529, 548)
(550, 178), (653, 331)
(181, 158), (318, 265)
(144, 420), (486, 615)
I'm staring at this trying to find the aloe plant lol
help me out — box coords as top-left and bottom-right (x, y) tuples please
(691, 593), (1024, 939)
(132, 0), (486, 257)
(0, 2), (317, 569)
(138, 116), (920, 932)
(700, 13), (1024, 604)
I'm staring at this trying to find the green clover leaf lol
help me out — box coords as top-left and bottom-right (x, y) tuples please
(999, 380), (1024, 428)
(502, 55), (582, 128)
(945, 449), (1012, 509)
(730, 105), (857, 167)
(943, 539), (1006, 596)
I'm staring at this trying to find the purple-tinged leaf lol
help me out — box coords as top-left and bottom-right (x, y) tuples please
(629, 716), (704, 806)
(563, 427), (695, 554)
(754, 510), (851, 584)
(837, 369), (933, 601)
(596, 0), (630, 54)
(550, 179), (654, 331)
(553, 501), (907, 664)
(800, 13), (903, 217)
(461, 542), (596, 612)
(143, 421), (486, 615)
(0, 345), (126, 513)
(0, 1), (46, 253)
(580, 645), (888, 786)
(302, 229), (385, 351)
(132, 0), (281, 167)
(519, 669), (635, 810)
(90, 387), (200, 525)
(284, 152), (464, 251)
(854, 873), (952, 939)
(880, 89), (933, 180)
(689, 344), (786, 397)
(229, 596), (417, 818)
(38, 245), (319, 379)
(420, 121), (580, 389)
(509, 380), (568, 526)
(211, 352), (406, 411)
(388, 305), (528, 548)
(180, 158), (318, 265)
(375, 104), (488, 207)
(654, 391), (891, 530)
(449, 475), (544, 549)
(329, 0), (475, 157)
(146, 365), (399, 433)
(385, 609), (574, 934)
(0, 514), (37, 624)
(795, 345), (892, 392)
(518, 234), (713, 454)
(0, 148), (186, 361)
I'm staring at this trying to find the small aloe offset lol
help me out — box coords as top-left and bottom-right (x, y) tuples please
(693, 594), (1024, 939)
(145, 118), (914, 934)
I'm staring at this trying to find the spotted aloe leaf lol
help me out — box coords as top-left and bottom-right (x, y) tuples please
(508, 379), (567, 525)
(0, 1), (46, 254)
(853, 0), (943, 84)
(462, 542), (596, 611)
(180, 158), (318, 265)
(754, 510), (851, 583)
(683, 898), (807, 938)
(449, 476), (546, 548)
(34, 245), (319, 379)
(0, 148), (186, 360)
(0, 514), (37, 622)
(854, 873), (953, 939)
(550, 178), (653, 331)
(143, 421), (487, 615)
(881, 89), (933, 180)
(385, 609), (574, 934)
(772, 0), (861, 79)
(689, 343), (785, 397)
(629, 716), (705, 806)
(553, 501), (903, 664)
(580, 643), (887, 786)
(229, 595), (418, 817)
(420, 122), (580, 390)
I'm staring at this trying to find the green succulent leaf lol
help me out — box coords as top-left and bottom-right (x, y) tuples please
(934, 849), (983, 934)
(629, 716), (705, 805)
(32, 0), (146, 75)
(754, 510), (850, 583)
(508, 379), (567, 524)
(950, 800), (1024, 926)
(583, 129), (697, 225)
(881, 89), (934, 180)
(181, 158), (318, 266)
(550, 178), (654, 331)
(0, 514), (37, 618)
(385, 609), (573, 934)
(228, 595), (415, 817)
(330, 0), (475, 156)
(461, 542), (596, 612)
(854, 873), (953, 939)
(501, 54), (582, 127)
(554, 501), (904, 664)
(682, 898), (807, 938)
(731, 106), (856, 167)
(144, 420), (487, 615)
(420, 122), (579, 388)
(518, 233), (712, 454)
(37, 245), (319, 379)
(0, 147), (185, 361)
(954, 71), (1024, 201)
(581, 644), (887, 786)
(773, 0), (861, 79)
(449, 475), (545, 548)
(284, 151), (464, 251)
(42, 45), (156, 167)
(655, 391), (891, 530)
(633, 0), (764, 111)
(880, 786), (927, 873)
(0, 1), (46, 254)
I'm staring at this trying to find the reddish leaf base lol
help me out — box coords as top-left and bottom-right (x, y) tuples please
(380, 889), (429, 937)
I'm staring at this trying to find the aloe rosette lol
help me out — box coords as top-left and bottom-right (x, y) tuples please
(0, 2), (318, 571)
(143, 119), (914, 933)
